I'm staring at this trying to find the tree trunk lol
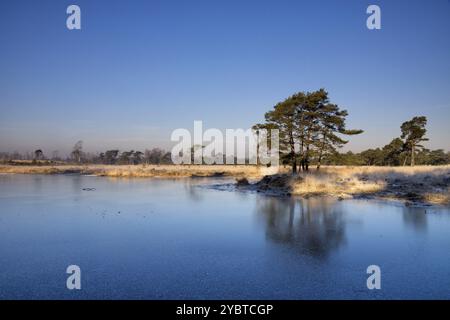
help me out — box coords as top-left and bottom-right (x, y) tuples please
(304, 131), (311, 172)
(411, 145), (415, 166)
(289, 133), (297, 174)
(256, 130), (260, 166)
(316, 156), (322, 170)
(316, 149), (323, 170)
(299, 141), (304, 172)
(316, 133), (326, 170)
(298, 119), (305, 172)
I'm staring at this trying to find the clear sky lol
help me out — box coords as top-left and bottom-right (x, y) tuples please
(1, 0), (449, 155)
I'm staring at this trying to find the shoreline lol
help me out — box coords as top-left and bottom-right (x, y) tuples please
(0, 164), (277, 179)
(1, 164), (449, 207)
(235, 167), (450, 207)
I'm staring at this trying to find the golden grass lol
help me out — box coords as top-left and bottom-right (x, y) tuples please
(424, 189), (450, 205)
(315, 165), (450, 179)
(0, 165), (80, 175)
(292, 173), (385, 197)
(0, 164), (280, 178)
(291, 165), (450, 205)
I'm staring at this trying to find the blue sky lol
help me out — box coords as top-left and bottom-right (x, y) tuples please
(0, 0), (449, 155)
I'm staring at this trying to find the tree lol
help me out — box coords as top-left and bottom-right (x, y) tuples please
(252, 123), (277, 166)
(360, 148), (383, 165)
(380, 138), (405, 166)
(34, 149), (43, 160)
(415, 148), (448, 165)
(143, 148), (172, 164)
(104, 150), (119, 164)
(264, 97), (298, 173)
(314, 103), (363, 170)
(133, 151), (144, 164)
(161, 151), (172, 164)
(427, 149), (449, 165)
(400, 116), (428, 166)
(296, 89), (325, 171)
(190, 145), (205, 164)
(119, 150), (134, 165)
(257, 89), (362, 173)
(71, 140), (83, 163)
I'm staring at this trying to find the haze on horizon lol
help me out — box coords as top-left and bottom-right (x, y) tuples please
(1, 0), (449, 156)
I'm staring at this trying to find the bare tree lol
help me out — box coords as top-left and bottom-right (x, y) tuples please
(51, 150), (60, 161)
(71, 141), (83, 163)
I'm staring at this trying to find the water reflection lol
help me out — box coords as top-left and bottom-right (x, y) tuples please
(256, 197), (347, 259)
(184, 179), (204, 202)
(402, 207), (428, 233)
(184, 178), (252, 202)
(31, 175), (44, 194)
(1, 175), (450, 299)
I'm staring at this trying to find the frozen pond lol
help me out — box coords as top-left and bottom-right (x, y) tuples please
(0, 174), (449, 299)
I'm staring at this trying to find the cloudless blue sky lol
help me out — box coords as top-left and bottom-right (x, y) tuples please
(0, 0), (449, 154)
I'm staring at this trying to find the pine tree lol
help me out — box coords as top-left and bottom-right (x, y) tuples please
(400, 116), (428, 166)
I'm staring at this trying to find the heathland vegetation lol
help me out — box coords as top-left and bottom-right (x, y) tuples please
(1, 89), (448, 206)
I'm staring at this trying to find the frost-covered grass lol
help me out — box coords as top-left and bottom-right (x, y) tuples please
(291, 165), (450, 205)
(0, 164), (276, 178)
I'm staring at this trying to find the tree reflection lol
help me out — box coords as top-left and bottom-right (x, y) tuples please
(184, 179), (204, 202)
(402, 207), (428, 233)
(255, 196), (347, 259)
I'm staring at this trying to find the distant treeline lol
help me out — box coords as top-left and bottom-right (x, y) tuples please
(1, 144), (449, 167)
(321, 145), (450, 166)
(0, 146), (172, 165)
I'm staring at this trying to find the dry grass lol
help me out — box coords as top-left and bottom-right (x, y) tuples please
(0, 165), (84, 175)
(423, 190), (450, 205)
(292, 173), (385, 197)
(291, 165), (450, 205)
(316, 165), (450, 180)
(0, 164), (279, 178)
(100, 164), (272, 178)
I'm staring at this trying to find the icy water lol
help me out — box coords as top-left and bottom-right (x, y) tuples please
(0, 174), (449, 299)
